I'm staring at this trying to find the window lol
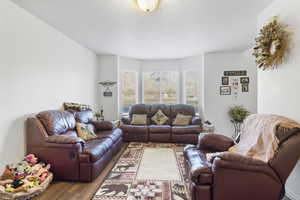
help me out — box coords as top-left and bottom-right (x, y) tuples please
(184, 70), (201, 113)
(120, 71), (138, 113)
(143, 71), (178, 104)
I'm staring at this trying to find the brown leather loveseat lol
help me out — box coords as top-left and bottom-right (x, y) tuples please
(120, 104), (202, 144)
(26, 109), (123, 182)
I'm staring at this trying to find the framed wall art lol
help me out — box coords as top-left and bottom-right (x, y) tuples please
(242, 84), (249, 92)
(240, 77), (250, 84)
(222, 76), (229, 85)
(224, 70), (247, 76)
(220, 86), (231, 95)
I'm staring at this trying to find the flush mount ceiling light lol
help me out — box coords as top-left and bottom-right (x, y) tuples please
(136, 0), (160, 13)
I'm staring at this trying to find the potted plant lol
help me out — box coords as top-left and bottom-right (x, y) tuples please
(228, 105), (250, 142)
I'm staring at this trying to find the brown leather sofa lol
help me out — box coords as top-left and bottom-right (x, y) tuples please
(184, 131), (300, 200)
(120, 104), (202, 144)
(26, 109), (123, 182)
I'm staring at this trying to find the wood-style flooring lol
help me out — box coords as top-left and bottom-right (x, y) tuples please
(34, 145), (127, 200)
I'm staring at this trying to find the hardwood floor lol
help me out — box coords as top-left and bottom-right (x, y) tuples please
(34, 145), (127, 200)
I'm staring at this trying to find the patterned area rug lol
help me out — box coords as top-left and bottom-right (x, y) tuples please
(93, 143), (190, 200)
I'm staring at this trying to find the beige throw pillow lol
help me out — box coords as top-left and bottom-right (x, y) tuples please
(131, 114), (147, 125)
(173, 114), (192, 126)
(152, 110), (169, 125)
(76, 123), (98, 141)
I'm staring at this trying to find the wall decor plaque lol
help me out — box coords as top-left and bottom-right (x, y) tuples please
(242, 84), (249, 92)
(224, 71), (247, 76)
(222, 76), (229, 85)
(240, 77), (250, 84)
(220, 86), (231, 95)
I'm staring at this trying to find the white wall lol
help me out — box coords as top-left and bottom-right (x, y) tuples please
(257, 0), (300, 199)
(98, 55), (119, 121)
(203, 51), (257, 137)
(0, 0), (98, 171)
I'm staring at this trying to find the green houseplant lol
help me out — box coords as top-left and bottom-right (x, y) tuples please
(228, 105), (250, 142)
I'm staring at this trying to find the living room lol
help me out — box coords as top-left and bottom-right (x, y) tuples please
(0, 0), (299, 199)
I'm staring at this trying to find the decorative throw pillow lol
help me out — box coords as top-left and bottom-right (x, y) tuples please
(152, 110), (169, 125)
(76, 123), (98, 141)
(131, 114), (147, 125)
(173, 114), (192, 126)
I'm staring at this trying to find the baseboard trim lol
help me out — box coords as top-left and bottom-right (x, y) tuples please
(286, 187), (300, 200)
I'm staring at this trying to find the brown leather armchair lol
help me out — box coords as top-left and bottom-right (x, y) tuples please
(26, 109), (123, 182)
(184, 131), (300, 200)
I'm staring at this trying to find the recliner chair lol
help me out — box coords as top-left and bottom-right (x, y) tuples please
(184, 127), (300, 200)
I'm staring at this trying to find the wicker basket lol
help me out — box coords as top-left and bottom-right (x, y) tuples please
(0, 173), (53, 200)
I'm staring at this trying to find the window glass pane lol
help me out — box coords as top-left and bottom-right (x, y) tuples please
(160, 71), (178, 104)
(143, 72), (160, 103)
(120, 71), (137, 113)
(185, 70), (201, 113)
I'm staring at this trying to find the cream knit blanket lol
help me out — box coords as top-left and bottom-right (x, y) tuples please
(209, 114), (300, 162)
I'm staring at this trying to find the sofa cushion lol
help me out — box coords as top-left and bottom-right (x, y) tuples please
(151, 110), (169, 125)
(172, 125), (202, 135)
(92, 121), (114, 131)
(37, 110), (76, 136)
(96, 129), (123, 143)
(149, 125), (171, 134)
(150, 104), (171, 125)
(170, 104), (195, 119)
(63, 102), (91, 111)
(74, 109), (93, 123)
(173, 114), (192, 126)
(129, 104), (151, 125)
(84, 138), (113, 162)
(120, 124), (148, 134)
(76, 123), (98, 141)
(131, 114), (147, 125)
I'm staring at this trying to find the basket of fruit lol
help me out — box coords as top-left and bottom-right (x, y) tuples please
(0, 154), (53, 200)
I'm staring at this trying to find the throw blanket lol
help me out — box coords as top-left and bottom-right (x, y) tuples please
(209, 114), (300, 162)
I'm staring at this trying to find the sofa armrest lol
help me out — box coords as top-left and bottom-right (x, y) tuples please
(198, 133), (234, 153)
(211, 152), (265, 166)
(121, 116), (131, 125)
(212, 153), (281, 183)
(191, 116), (202, 126)
(45, 135), (85, 144)
(91, 120), (113, 131)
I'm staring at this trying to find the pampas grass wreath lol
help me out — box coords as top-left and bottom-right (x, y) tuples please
(253, 17), (291, 70)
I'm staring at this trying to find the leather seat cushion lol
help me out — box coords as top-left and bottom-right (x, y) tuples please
(96, 128), (123, 143)
(172, 125), (202, 135)
(149, 125), (171, 134)
(120, 125), (148, 134)
(84, 138), (113, 162)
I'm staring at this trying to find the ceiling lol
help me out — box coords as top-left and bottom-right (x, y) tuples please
(11, 0), (274, 59)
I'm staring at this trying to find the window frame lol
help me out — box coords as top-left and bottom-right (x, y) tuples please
(142, 70), (180, 104)
(183, 69), (202, 112)
(119, 70), (139, 113)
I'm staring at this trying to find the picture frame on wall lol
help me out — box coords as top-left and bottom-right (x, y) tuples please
(222, 76), (229, 85)
(220, 86), (231, 95)
(240, 77), (250, 84)
(242, 84), (249, 92)
(224, 70), (247, 76)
